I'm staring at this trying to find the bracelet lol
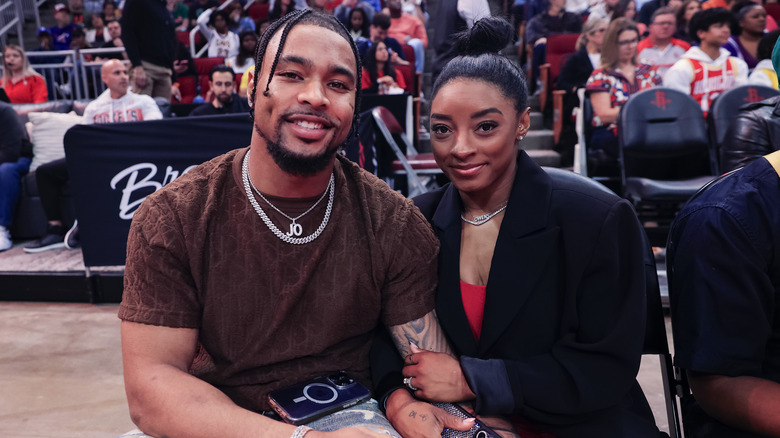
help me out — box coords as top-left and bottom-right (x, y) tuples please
(291, 425), (312, 438)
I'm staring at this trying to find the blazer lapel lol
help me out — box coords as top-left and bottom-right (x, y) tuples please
(478, 152), (559, 356)
(431, 184), (479, 356)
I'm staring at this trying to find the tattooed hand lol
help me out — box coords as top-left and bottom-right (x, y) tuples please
(385, 388), (474, 438)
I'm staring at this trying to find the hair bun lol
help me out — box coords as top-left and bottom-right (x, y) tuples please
(456, 16), (514, 57)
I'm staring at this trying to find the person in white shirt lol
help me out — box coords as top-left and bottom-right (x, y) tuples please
(225, 31), (257, 75)
(748, 30), (780, 89)
(637, 7), (691, 76)
(664, 8), (748, 116)
(197, 8), (240, 59)
(24, 60), (162, 254)
(83, 59), (163, 124)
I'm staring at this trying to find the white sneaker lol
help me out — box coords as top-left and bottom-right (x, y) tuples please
(0, 226), (12, 252)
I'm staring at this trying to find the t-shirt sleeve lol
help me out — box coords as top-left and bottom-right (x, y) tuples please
(585, 69), (611, 94)
(378, 199), (438, 327)
(118, 195), (203, 328)
(671, 206), (774, 377)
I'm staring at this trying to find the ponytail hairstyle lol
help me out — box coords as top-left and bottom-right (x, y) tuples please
(431, 16), (528, 113)
(249, 9), (362, 143)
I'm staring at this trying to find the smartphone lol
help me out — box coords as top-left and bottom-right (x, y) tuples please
(433, 402), (503, 438)
(268, 371), (372, 425)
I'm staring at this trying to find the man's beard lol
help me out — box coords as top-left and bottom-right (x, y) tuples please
(217, 92), (233, 107)
(254, 117), (343, 177)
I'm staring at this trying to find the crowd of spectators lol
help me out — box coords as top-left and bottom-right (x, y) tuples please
(1, 3), (780, 438)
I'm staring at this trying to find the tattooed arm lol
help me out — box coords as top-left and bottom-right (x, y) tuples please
(387, 310), (453, 358)
(381, 311), (474, 438)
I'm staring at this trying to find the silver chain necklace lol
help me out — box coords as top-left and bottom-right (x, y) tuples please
(241, 150), (334, 244)
(460, 203), (508, 226)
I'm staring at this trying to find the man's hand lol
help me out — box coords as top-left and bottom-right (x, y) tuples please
(173, 59), (188, 74)
(171, 84), (182, 102)
(131, 66), (147, 90)
(385, 388), (475, 438)
(403, 344), (475, 402)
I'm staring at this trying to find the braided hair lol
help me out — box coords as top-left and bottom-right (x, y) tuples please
(249, 9), (363, 139)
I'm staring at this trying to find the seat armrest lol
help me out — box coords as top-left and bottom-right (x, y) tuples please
(539, 63), (551, 111)
(552, 90), (566, 144)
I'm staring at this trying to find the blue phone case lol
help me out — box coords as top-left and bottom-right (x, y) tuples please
(268, 371), (372, 425)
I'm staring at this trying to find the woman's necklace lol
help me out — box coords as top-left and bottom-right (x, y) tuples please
(460, 202), (508, 226)
(242, 150), (334, 244)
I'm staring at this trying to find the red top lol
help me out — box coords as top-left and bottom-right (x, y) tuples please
(460, 280), (487, 340)
(3, 74), (48, 104)
(361, 67), (407, 92)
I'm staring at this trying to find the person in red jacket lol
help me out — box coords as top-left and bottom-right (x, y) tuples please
(0, 44), (48, 104)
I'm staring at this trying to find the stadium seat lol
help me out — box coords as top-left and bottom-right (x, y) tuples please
(706, 84), (779, 175)
(539, 33), (580, 112)
(617, 87), (714, 246)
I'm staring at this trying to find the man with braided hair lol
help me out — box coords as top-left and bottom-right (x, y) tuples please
(118, 10), (472, 438)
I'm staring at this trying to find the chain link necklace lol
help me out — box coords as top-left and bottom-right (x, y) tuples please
(460, 202), (508, 226)
(241, 150), (334, 244)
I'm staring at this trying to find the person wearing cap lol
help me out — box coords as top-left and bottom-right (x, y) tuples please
(720, 38), (780, 172)
(48, 3), (78, 51)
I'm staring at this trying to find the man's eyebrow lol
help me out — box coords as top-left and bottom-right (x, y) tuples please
(278, 55), (312, 69)
(278, 55), (356, 84)
(330, 64), (356, 84)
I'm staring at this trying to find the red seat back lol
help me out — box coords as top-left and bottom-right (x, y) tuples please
(546, 33), (580, 84)
(394, 64), (414, 94)
(176, 75), (197, 103)
(247, 2), (269, 21)
(194, 57), (225, 76)
(176, 30), (190, 47)
(401, 43), (415, 68)
(766, 3), (780, 22)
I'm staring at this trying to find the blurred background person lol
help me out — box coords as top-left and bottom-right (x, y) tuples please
(526, 0), (582, 91)
(334, 0), (375, 27)
(724, 1), (767, 69)
(227, 2), (256, 34)
(638, 7), (691, 76)
(613, 0), (647, 34)
(270, 0), (297, 20)
(674, 0), (702, 42)
(49, 3), (77, 51)
(586, 18), (661, 169)
(749, 29), (780, 87)
(1, 45), (48, 104)
(226, 31), (257, 74)
(347, 7), (371, 40)
(555, 17), (608, 165)
(168, 0), (190, 32)
(101, 1), (120, 23)
(361, 40), (406, 94)
(86, 13), (111, 47)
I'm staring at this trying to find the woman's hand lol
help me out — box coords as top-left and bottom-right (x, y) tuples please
(402, 344), (476, 402)
(377, 76), (396, 86)
(385, 388), (475, 438)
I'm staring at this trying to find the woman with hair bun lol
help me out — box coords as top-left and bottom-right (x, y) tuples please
(382, 15), (660, 438)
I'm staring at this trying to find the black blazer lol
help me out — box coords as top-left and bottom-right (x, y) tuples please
(556, 47), (596, 94)
(413, 152), (659, 437)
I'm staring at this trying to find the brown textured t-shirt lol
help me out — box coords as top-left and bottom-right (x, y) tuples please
(118, 148), (438, 412)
